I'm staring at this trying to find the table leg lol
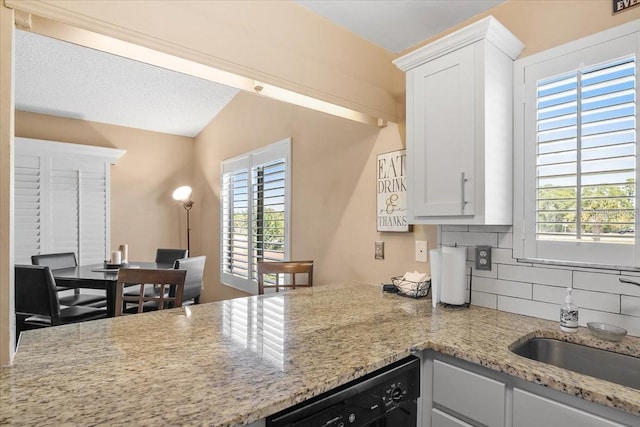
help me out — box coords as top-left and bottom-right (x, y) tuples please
(105, 282), (116, 317)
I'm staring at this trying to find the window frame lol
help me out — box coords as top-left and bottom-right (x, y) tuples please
(220, 138), (291, 294)
(514, 20), (640, 267)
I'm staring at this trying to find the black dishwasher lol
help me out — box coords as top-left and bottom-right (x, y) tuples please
(266, 355), (420, 427)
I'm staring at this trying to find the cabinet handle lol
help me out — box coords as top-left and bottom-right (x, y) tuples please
(461, 172), (469, 213)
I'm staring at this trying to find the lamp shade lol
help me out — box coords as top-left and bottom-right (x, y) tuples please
(172, 186), (192, 202)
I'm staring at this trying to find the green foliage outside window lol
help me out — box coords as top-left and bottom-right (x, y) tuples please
(537, 179), (636, 237)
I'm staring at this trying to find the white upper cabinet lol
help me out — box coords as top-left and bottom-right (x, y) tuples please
(394, 16), (524, 225)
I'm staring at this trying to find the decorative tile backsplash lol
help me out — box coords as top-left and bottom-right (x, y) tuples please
(439, 225), (640, 337)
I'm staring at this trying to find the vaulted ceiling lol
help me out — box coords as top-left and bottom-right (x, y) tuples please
(14, 1), (503, 137)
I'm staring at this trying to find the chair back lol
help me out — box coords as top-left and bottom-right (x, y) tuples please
(257, 260), (314, 295)
(155, 248), (189, 265)
(115, 268), (187, 316)
(172, 256), (206, 302)
(31, 252), (77, 269)
(15, 265), (61, 319)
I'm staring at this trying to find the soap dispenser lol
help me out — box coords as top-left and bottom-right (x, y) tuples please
(560, 287), (578, 332)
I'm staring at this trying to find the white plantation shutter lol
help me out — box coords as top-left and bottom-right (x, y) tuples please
(14, 155), (42, 264)
(80, 167), (109, 264)
(221, 138), (291, 294)
(222, 166), (251, 281)
(252, 158), (287, 268)
(50, 167), (80, 255)
(536, 57), (636, 242)
(14, 138), (124, 264)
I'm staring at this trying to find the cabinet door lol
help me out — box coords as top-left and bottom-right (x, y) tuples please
(513, 389), (625, 427)
(433, 360), (505, 426)
(409, 43), (476, 218)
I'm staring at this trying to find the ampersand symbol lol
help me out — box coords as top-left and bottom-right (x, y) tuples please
(385, 193), (398, 214)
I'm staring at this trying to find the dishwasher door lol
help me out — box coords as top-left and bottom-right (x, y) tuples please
(267, 355), (420, 427)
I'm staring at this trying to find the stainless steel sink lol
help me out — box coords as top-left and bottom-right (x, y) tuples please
(511, 337), (640, 390)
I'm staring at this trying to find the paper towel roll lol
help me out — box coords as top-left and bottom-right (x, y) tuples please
(440, 246), (467, 305)
(429, 248), (441, 308)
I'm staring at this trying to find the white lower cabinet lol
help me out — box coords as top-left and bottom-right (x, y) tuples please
(423, 351), (638, 427)
(433, 360), (505, 426)
(513, 389), (625, 427)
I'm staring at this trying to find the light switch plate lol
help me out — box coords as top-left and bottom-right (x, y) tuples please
(476, 245), (492, 270)
(375, 241), (384, 260)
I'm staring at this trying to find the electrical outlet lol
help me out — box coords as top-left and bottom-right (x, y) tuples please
(375, 241), (384, 260)
(476, 245), (492, 270)
(415, 241), (427, 262)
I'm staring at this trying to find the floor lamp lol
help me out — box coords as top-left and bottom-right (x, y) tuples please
(172, 186), (194, 253)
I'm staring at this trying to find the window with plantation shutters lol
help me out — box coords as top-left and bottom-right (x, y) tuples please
(221, 138), (291, 294)
(515, 25), (640, 266)
(14, 138), (125, 265)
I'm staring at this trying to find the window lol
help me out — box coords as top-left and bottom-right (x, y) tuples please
(220, 138), (291, 293)
(514, 22), (640, 266)
(14, 137), (125, 265)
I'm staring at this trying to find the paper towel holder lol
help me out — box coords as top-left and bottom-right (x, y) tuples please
(440, 266), (473, 308)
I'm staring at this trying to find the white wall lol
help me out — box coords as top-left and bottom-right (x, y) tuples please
(442, 225), (640, 337)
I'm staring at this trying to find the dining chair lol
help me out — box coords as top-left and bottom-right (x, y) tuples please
(172, 256), (206, 305)
(155, 248), (188, 265)
(257, 260), (314, 295)
(15, 265), (107, 337)
(115, 268), (187, 316)
(31, 252), (107, 307)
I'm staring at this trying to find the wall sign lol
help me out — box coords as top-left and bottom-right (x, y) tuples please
(377, 149), (409, 232)
(613, 0), (640, 14)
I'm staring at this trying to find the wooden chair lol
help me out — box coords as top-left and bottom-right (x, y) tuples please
(155, 248), (188, 265)
(31, 252), (107, 307)
(115, 268), (187, 316)
(172, 256), (206, 304)
(15, 265), (107, 338)
(257, 260), (314, 295)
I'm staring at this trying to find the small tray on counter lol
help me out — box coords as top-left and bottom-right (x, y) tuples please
(91, 262), (139, 273)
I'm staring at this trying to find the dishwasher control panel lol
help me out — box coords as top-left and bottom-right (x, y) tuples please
(267, 355), (420, 427)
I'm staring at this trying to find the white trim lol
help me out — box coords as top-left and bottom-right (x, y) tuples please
(393, 16), (524, 71)
(516, 18), (640, 70)
(15, 137), (126, 163)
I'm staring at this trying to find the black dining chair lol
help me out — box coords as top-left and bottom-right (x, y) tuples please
(31, 252), (107, 307)
(15, 265), (107, 338)
(172, 256), (206, 305)
(155, 248), (188, 265)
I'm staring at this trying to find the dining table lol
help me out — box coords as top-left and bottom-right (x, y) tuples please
(52, 262), (174, 317)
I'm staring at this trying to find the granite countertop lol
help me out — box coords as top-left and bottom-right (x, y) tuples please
(1, 282), (639, 426)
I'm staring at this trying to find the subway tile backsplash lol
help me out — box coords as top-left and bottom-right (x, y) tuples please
(440, 225), (640, 336)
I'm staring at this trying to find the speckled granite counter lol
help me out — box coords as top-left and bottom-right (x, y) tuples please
(1, 282), (639, 426)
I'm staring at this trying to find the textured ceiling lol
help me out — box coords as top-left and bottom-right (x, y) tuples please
(295, 0), (504, 53)
(14, 1), (503, 136)
(14, 30), (240, 138)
